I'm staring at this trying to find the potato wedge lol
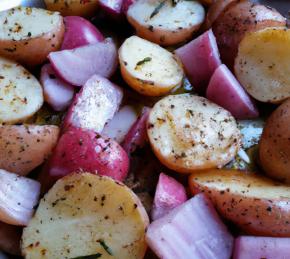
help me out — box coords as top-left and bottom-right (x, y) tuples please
(45, 0), (99, 18)
(127, 0), (205, 46)
(119, 36), (184, 96)
(235, 27), (290, 103)
(22, 173), (149, 259)
(189, 169), (290, 237)
(0, 57), (44, 124)
(147, 94), (241, 173)
(0, 7), (64, 67)
(0, 125), (59, 176)
(259, 98), (290, 183)
(213, 0), (286, 68)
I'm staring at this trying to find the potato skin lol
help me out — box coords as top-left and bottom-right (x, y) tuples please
(45, 0), (99, 18)
(0, 10), (64, 67)
(259, 99), (290, 183)
(212, 0), (286, 68)
(189, 169), (290, 237)
(0, 125), (60, 176)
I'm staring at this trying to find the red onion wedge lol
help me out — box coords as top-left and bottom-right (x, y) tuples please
(206, 64), (259, 119)
(175, 29), (221, 94)
(0, 169), (40, 226)
(146, 193), (234, 259)
(151, 173), (187, 221)
(61, 16), (104, 50)
(49, 38), (118, 87)
(102, 105), (138, 143)
(40, 64), (74, 111)
(122, 106), (150, 154)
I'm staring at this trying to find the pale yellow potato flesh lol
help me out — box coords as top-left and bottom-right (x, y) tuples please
(22, 173), (149, 259)
(0, 57), (43, 124)
(147, 94), (241, 173)
(119, 36), (184, 96)
(0, 7), (64, 67)
(235, 27), (290, 103)
(127, 0), (205, 46)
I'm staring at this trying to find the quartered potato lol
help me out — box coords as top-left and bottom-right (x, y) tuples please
(235, 27), (290, 103)
(189, 169), (290, 237)
(0, 7), (64, 67)
(22, 173), (149, 259)
(147, 94), (241, 173)
(0, 125), (59, 176)
(45, 0), (99, 18)
(127, 0), (205, 46)
(0, 57), (44, 124)
(119, 36), (184, 96)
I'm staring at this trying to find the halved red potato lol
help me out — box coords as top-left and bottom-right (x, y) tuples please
(0, 57), (43, 124)
(22, 173), (149, 259)
(259, 98), (290, 183)
(235, 27), (290, 103)
(147, 94), (241, 173)
(204, 0), (238, 30)
(212, 0), (286, 68)
(189, 169), (290, 237)
(45, 0), (99, 18)
(0, 125), (60, 176)
(119, 36), (184, 96)
(0, 7), (64, 67)
(127, 0), (205, 46)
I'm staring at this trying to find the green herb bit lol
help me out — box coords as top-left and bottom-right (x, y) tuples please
(171, 0), (179, 6)
(135, 57), (152, 70)
(70, 253), (102, 259)
(150, 1), (166, 19)
(97, 239), (113, 256)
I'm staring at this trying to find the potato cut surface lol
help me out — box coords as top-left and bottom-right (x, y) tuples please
(0, 58), (43, 124)
(235, 27), (290, 103)
(127, 0), (205, 45)
(22, 173), (149, 259)
(0, 7), (62, 41)
(147, 94), (241, 173)
(119, 36), (183, 96)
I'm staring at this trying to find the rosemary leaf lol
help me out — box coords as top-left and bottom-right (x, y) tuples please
(150, 1), (166, 19)
(70, 253), (102, 259)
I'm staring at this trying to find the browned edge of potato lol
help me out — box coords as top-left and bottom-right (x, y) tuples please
(189, 169), (290, 237)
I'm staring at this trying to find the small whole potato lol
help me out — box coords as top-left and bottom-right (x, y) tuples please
(259, 99), (290, 183)
(212, 0), (286, 68)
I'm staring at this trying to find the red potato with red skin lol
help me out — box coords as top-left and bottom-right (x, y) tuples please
(61, 16), (104, 50)
(49, 38), (118, 87)
(63, 74), (123, 133)
(206, 64), (259, 119)
(233, 236), (290, 259)
(122, 107), (150, 154)
(40, 64), (74, 111)
(151, 173), (187, 221)
(212, 0), (286, 68)
(0, 222), (22, 256)
(43, 128), (129, 190)
(122, 0), (135, 14)
(175, 29), (221, 94)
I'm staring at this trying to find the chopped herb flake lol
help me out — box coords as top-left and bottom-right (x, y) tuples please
(135, 57), (152, 70)
(97, 239), (113, 255)
(70, 253), (102, 259)
(150, 1), (165, 19)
